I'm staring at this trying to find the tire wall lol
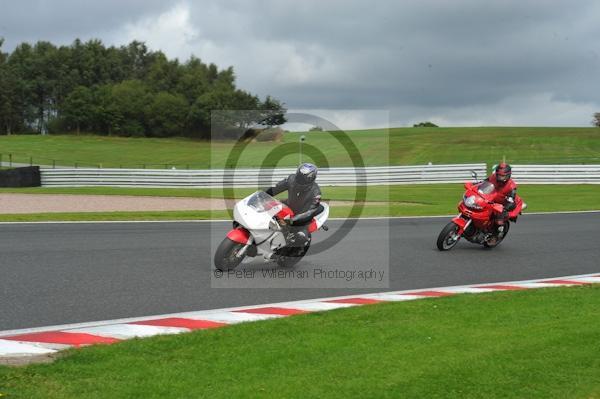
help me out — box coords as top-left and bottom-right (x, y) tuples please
(0, 166), (41, 187)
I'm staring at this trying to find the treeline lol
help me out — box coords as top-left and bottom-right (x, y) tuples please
(0, 38), (285, 138)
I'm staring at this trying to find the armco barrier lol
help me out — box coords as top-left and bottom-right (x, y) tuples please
(40, 164), (487, 187)
(511, 164), (600, 184)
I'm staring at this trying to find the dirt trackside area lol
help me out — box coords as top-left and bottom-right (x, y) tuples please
(0, 193), (385, 214)
(0, 193), (230, 213)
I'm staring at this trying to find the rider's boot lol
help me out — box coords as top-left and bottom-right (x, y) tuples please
(496, 224), (505, 237)
(285, 227), (310, 247)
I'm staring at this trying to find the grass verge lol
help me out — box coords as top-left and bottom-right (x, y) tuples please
(1, 127), (599, 168)
(0, 285), (599, 398)
(0, 184), (599, 221)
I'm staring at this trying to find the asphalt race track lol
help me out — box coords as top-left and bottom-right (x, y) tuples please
(1, 212), (599, 331)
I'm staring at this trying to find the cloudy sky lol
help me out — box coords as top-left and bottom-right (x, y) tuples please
(1, 0), (599, 128)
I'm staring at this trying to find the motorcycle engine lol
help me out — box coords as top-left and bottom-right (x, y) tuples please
(465, 230), (486, 244)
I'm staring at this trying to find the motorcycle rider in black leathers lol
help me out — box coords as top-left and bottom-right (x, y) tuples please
(264, 163), (324, 247)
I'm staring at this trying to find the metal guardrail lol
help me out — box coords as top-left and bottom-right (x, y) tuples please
(39, 164), (600, 187)
(511, 164), (600, 184)
(40, 164), (488, 187)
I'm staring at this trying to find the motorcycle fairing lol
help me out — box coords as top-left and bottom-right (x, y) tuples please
(227, 227), (251, 244)
(508, 196), (524, 219)
(275, 202), (329, 233)
(451, 215), (469, 234)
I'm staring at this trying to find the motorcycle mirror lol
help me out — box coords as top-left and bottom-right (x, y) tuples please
(471, 171), (478, 179)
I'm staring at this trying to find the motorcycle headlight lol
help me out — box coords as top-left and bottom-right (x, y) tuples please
(463, 195), (482, 210)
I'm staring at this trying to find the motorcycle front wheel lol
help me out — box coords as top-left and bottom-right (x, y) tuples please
(214, 237), (246, 271)
(437, 222), (461, 251)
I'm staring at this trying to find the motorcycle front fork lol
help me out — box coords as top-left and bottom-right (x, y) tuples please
(456, 215), (472, 236)
(236, 237), (254, 258)
(450, 218), (471, 243)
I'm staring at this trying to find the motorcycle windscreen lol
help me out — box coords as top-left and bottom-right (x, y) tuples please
(477, 181), (495, 195)
(246, 191), (285, 217)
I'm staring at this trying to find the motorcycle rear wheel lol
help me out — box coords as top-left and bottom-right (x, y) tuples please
(437, 222), (461, 251)
(276, 240), (311, 268)
(214, 237), (245, 271)
(484, 221), (510, 248)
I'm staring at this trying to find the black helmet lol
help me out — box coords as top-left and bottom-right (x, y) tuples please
(495, 162), (512, 184)
(295, 163), (318, 186)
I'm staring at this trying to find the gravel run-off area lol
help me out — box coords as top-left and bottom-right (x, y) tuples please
(0, 194), (230, 213)
(0, 194), (378, 214)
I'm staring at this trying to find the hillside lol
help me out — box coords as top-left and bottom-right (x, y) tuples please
(0, 127), (598, 168)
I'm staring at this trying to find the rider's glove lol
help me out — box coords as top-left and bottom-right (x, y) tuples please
(278, 217), (292, 226)
(505, 198), (516, 211)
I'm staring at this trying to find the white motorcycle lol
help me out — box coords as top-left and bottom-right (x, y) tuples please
(214, 191), (329, 270)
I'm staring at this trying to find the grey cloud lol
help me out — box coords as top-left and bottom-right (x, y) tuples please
(0, 0), (171, 50)
(1, 0), (599, 126)
(183, 1), (600, 112)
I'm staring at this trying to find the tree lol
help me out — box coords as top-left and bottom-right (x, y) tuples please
(192, 89), (255, 129)
(413, 121), (438, 127)
(53, 44), (79, 113)
(30, 41), (60, 134)
(190, 89), (235, 136)
(7, 43), (37, 131)
(62, 85), (93, 134)
(145, 92), (188, 137)
(92, 84), (123, 136)
(122, 41), (153, 80)
(177, 56), (210, 103)
(0, 38), (286, 137)
(0, 40), (27, 134)
(146, 52), (181, 93)
(106, 80), (150, 136)
(259, 96), (286, 127)
(593, 113), (600, 127)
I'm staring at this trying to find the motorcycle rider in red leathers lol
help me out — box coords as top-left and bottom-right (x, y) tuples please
(486, 162), (517, 241)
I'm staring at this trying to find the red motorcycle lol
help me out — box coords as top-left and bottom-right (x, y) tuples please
(437, 172), (526, 251)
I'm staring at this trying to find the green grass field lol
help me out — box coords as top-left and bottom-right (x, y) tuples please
(1, 285), (598, 398)
(1, 129), (599, 397)
(0, 184), (599, 221)
(1, 127), (599, 168)
(1, 127), (599, 221)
